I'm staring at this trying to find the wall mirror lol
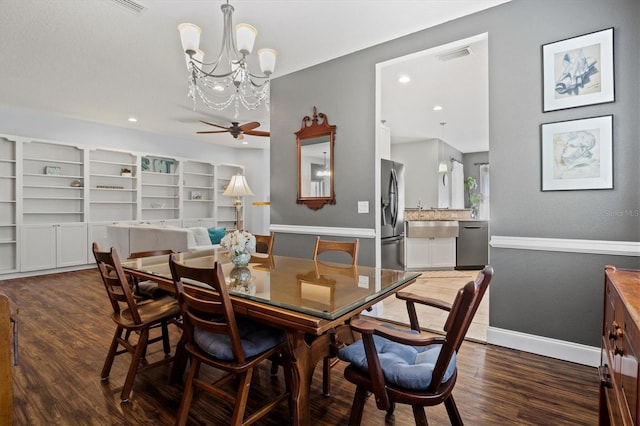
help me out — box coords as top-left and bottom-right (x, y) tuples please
(296, 107), (336, 210)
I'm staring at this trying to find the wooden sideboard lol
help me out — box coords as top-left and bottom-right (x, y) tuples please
(599, 265), (640, 425)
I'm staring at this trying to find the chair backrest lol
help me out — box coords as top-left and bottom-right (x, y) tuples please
(92, 242), (142, 324)
(312, 236), (359, 265)
(128, 249), (175, 259)
(254, 232), (275, 256)
(428, 265), (492, 392)
(169, 255), (246, 363)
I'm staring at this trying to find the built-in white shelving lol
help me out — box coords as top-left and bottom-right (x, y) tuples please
(0, 136), (17, 272)
(141, 156), (180, 221)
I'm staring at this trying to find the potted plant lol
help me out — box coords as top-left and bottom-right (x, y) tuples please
(121, 168), (132, 177)
(464, 176), (481, 218)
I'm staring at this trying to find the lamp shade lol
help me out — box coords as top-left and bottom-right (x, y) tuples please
(223, 174), (254, 197)
(178, 23), (202, 53)
(235, 23), (257, 55)
(258, 48), (277, 75)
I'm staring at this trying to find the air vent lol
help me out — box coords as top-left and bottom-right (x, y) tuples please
(437, 46), (472, 61)
(107, 0), (146, 15)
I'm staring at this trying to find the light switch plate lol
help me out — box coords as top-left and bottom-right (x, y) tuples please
(358, 201), (369, 214)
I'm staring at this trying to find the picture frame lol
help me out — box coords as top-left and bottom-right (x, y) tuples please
(44, 166), (61, 175)
(541, 115), (613, 191)
(542, 28), (614, 112)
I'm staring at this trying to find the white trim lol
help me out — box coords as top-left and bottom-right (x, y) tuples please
(490, 235), (640, 257)
(269, 224), (376, 239)
(487, 327), (600, 367)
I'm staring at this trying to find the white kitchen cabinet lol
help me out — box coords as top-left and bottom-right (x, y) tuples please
(405, 237), (456, 269)
(20, 223), (87, 272)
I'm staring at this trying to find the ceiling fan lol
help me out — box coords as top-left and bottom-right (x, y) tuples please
(197, 120), (270, 140)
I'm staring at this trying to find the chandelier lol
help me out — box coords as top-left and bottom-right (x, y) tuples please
(178, 1), (277, 116)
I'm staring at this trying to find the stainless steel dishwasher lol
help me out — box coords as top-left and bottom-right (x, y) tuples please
(455, 221), (489, 270)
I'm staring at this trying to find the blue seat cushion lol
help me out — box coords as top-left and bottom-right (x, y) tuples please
(208, 227), (227, 244)
(337, 327), (456, 391)
(194, 317), (284, 361)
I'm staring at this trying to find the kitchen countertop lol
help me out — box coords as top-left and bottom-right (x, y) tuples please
(405, 208), (473, 221)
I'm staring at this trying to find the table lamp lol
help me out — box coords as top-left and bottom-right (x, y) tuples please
(223, 173), (254, 230)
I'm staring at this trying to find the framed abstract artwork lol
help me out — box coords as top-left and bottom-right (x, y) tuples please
(541, 115), (613, 191)
(542, 28), (614, 112)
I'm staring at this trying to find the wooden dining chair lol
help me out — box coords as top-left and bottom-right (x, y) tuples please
(169, 255), (291, 426)
(311, 236), (359, 395)
(127, 249), (174, 299)
(312, 236), (359, 265)
(91, 243), (181, 403)
(337, 266), (493, 425)
(250, 232), (275, 264)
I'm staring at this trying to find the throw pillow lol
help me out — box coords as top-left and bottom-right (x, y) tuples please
(208, 227), (227, 244)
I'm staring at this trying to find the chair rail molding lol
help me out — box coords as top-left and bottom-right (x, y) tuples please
(490, 236), (640, 257)
(269, 224), (375, 239)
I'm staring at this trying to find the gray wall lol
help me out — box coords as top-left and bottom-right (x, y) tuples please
(270, 0), (639, 347)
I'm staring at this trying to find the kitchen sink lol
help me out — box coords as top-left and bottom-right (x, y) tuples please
(406, 220), (459, 238)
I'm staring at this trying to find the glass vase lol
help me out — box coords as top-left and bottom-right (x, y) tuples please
(230, 250), (251, 267)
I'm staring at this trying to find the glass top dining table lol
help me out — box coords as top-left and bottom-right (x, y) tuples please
(120, 247), (420, 322)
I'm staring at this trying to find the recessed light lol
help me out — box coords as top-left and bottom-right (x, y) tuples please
(242, 140), (248, 145)
(433, 105), (443, 111)
(128, 117), (138, 122)
(398, 74), (411, 84)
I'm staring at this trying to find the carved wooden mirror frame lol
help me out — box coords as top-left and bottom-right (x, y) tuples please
(296, 107), (336, 210)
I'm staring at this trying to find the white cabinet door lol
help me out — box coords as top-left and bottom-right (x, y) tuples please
(405, 237), (456, 269)
(20, 225), (57, 271)
(405, 237), (430, 269)
(20, 223), (87, 271)
(429, 237), (456, 268)
(57, 223), (88, 267)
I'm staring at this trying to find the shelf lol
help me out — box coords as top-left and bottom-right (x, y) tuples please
(0, 176), (16, 179)
(184, 185), (214, 190)
(0, 224), (16, 227)
(142, 208), (179, 211)
(0, 159), (16, 164)
(90, 201), (136, 205)
(23, 197), (83, 200)
(90, 159), (136, 167)
(24, 212), (83, 215)
(23, 185), (83, 189)
(91, 187), (136, 192)
(23, 157), (83, 165)
(90, 173), (136, 179)
(184, 171), (214, 177)
(142, 196), (178, 199)
(184, 199), (213, 203)
(0, 200), (16, 203)
(0, 241), (17, 244)
(23, 173), (83, 179)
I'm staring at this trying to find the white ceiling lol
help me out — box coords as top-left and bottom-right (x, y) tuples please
(0, 0), (507, 150)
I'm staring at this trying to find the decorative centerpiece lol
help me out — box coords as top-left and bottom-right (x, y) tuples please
(121, 168), (132, 177)
(220, 230), (256, 267)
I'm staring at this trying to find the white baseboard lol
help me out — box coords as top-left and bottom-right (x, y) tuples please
(487, 327), (600, 367)
(490, 235), (640, 256)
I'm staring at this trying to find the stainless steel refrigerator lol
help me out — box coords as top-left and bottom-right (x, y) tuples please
(381, 159), (405, 270)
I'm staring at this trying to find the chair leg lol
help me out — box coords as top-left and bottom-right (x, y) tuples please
(348, 385), (368, 426)
(176, 358), (200, 426)
(444, 395), (463, 426)
(101, 326), (124, 380)
(120, 329), (149, 402)
(411, 405), (428, 426)
(161, 321), (171, 356)
(230, 369), (253, 426)
(322, 357), (332, 396)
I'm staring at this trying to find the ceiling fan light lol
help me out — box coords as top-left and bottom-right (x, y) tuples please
(178, 23), (202, 54)
(235, 23), (257, 55)
(258, 48), (277, 75)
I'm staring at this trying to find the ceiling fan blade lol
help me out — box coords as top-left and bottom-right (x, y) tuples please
(196, 130), (230, 134)
(243, 130), (270, 137)
(200, 120), (229, 130)
(239, 121), (260, 131)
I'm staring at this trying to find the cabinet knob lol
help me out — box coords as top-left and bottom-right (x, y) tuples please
(609, 321), (623, 340)
(614, 345), (624, 356)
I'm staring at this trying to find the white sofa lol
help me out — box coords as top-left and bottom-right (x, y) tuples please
(106, 223), (218, 258)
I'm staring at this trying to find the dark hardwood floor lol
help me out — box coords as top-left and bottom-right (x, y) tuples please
(1, 269), (600, 425)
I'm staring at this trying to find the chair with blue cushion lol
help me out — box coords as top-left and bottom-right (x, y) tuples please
(338, 266), (492, 425)
(169, 255), (291, 426)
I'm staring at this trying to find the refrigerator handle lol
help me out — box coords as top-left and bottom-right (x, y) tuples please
(390, 168), (398, 228)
